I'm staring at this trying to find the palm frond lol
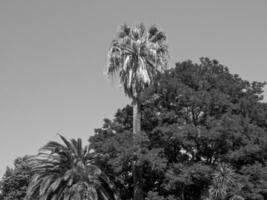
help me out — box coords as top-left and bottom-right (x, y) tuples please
(117, 23), (130, 38)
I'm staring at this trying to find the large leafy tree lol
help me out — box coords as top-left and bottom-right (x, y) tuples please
(90, 58), (267, 200)
(107, 23), (169, 200)
(25, 135), (116, 200)
(0, 156), (32, 200)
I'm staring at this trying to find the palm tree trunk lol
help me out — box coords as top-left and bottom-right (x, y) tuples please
(132, 100), (143, 200)
(133, 162), (143, 200)
(133, 100), (141, 135)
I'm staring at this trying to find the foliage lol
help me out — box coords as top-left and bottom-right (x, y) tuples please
(25, 135), (116, 200)
(107, 23), (169, 100)
(89, 58), (267, 200)
(0, 156), (32, 200)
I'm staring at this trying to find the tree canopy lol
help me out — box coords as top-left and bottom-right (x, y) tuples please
(89, 58), (267, 200)
(0, 156), (32, 200)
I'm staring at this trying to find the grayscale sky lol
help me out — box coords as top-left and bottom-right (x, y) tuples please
(0, 0), (267, 176)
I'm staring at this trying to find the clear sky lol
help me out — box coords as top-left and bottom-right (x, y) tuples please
(0, 1), (266, 176)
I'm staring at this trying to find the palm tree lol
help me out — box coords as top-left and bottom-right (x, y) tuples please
(25, 135), (116, 200)
(107, 23), (168, 135)
(107, 23), (169, 200)
(208, 163), (243, 200)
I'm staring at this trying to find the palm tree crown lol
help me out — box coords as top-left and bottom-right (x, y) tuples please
(208, 164), (243, 200)
(25, 135), (116, 200)
(107, 23), (169, 100)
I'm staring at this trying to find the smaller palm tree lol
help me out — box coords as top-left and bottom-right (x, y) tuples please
(208, 163), (243, 200)
(25, 135), (116, 200)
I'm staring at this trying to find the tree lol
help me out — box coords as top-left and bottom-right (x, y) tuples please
(107, 22), (169, 134)
(90, 58), (267, 200)
(25, 135), (116, 200)
(0, 156), (32, 200)
(207, 163), (243, 200)
(107, 23), (169, 200)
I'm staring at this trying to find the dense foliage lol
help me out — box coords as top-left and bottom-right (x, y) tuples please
(89, 58), (267, 200)
(0, 156), (32, 200)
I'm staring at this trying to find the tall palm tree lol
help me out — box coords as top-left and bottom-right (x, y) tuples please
(107, 23), (169, 200)
(25, 135), (116, 200)
(107, 23), (168, 135)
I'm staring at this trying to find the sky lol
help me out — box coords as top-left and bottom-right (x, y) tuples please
(0, 0), (267, 176)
